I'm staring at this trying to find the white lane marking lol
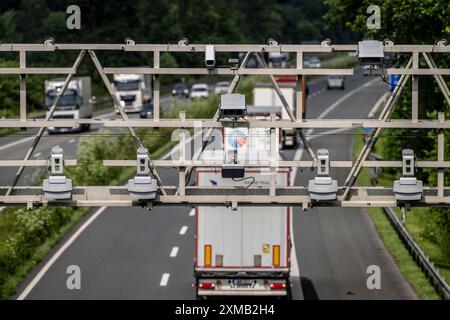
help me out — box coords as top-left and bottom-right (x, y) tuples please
(160, 273), (170, 286)
(189, 209), (195, 216)
(33, 152), (42, 158)
(0, 136), (34, 152)
(368, 92), (389, 119)
(179, 226), (188, 235)
(16, 206), (107, 300)
(170, 246), (179, 258)
(316, 78), (379, 120)
(68, 139), (76, 144)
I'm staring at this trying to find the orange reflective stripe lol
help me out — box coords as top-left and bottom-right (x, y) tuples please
(273, 245), (280, 267)
(204, 244), (212, 267)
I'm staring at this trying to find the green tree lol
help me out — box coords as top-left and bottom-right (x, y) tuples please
(324, 0), (450, 257)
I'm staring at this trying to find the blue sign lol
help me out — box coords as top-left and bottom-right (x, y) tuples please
(389, 74), (400, 92)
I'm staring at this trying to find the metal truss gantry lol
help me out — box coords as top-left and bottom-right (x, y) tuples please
(0, 41), (449, 209)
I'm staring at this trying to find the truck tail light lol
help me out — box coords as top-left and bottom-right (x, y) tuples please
(273, 245), (280, 267)
(270, 282), (286, 290)
(199, 282), (215, 290)
(204, 245), (212, 267)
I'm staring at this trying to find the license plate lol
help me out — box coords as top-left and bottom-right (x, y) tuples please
(230, 279), (255, 288)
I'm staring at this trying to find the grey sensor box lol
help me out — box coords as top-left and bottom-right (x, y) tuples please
(358, 40), (384, 65)
(220, 94), (246, 119)
(221, 164), (245, 179)
(43, 176), (73, 200)
(128, 176), (158, 200)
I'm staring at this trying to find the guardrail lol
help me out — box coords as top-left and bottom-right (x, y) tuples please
(368, 158), (450, 300)
(383, 206), (450, 300)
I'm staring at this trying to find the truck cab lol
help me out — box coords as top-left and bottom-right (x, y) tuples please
(113, 74), (151, 113)
(45, 77), (92, 133)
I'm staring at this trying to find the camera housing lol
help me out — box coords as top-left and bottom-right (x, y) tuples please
(128, 148), (158, 200)
(205, 45), (216, 69)
(219, 93), (246, 119)
(43, 146), (73, 200)
(358, 40), (384, 65)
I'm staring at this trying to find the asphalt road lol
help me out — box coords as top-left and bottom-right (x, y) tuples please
(4, 74), (417, 299)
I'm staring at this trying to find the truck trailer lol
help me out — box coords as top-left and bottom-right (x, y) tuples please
(45, 77), (92, 133)
(112, 74), (151, 113)
(194, 109), (291, 298)
(252, 76), (307, 149)
(195, 170), (291, 298)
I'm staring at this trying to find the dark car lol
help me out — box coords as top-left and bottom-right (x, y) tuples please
(171, 83), (189, 98)
(139, 100), (153, 119)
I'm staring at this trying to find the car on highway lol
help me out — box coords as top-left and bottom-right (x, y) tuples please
(171, 83), (189, 98)
(327, 75), (345, 90)
(190, 83), (209, 99)
(214, 81), (230, 95)
(304, 57), (321, 68)
(139, 99), (153, 119)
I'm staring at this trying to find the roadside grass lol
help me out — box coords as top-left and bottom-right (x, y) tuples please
(322, 55), (358, 69)
(0, 128), (19, 138)
(0, 207), (88, 299)
(353, 129), (441, 299)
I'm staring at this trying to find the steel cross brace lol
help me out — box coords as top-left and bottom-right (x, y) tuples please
(341, 57), (413, 200)
(5, 50), (86, 196)
(88, 50), (167, 195)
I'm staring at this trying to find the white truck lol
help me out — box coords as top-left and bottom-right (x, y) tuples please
(45, 77), (92, 133)
(112, 74), (151, 113)
(194, 109), (291, 299)
(253, 78), (302, 148)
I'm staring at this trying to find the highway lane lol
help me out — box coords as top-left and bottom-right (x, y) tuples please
(13, 72), (416, 300)
(283, 77), (417, 299)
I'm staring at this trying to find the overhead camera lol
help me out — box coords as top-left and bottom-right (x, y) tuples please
(219, 93), (246, 120)
(358, 40), (385, 65)
(42, 146), (72, 200)
(128, 148), (158, 200)
(393, 149), (423, 203)
(436, 39), (448, 47)
(321, 38), (332, 46)
(308, 149), (338, 201)
(267, 38), (278, 46)
(205, 44), (215, 69)
(178, 38), (189, 46)
(124, 37), (135, 46)
(44, 37), (55, 45)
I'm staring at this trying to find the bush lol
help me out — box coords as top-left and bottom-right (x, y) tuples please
(0, 206), (74, 297)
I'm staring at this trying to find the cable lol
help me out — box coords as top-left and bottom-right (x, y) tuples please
(378, 72), (404, 89)
(232, 176), (255, 189)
